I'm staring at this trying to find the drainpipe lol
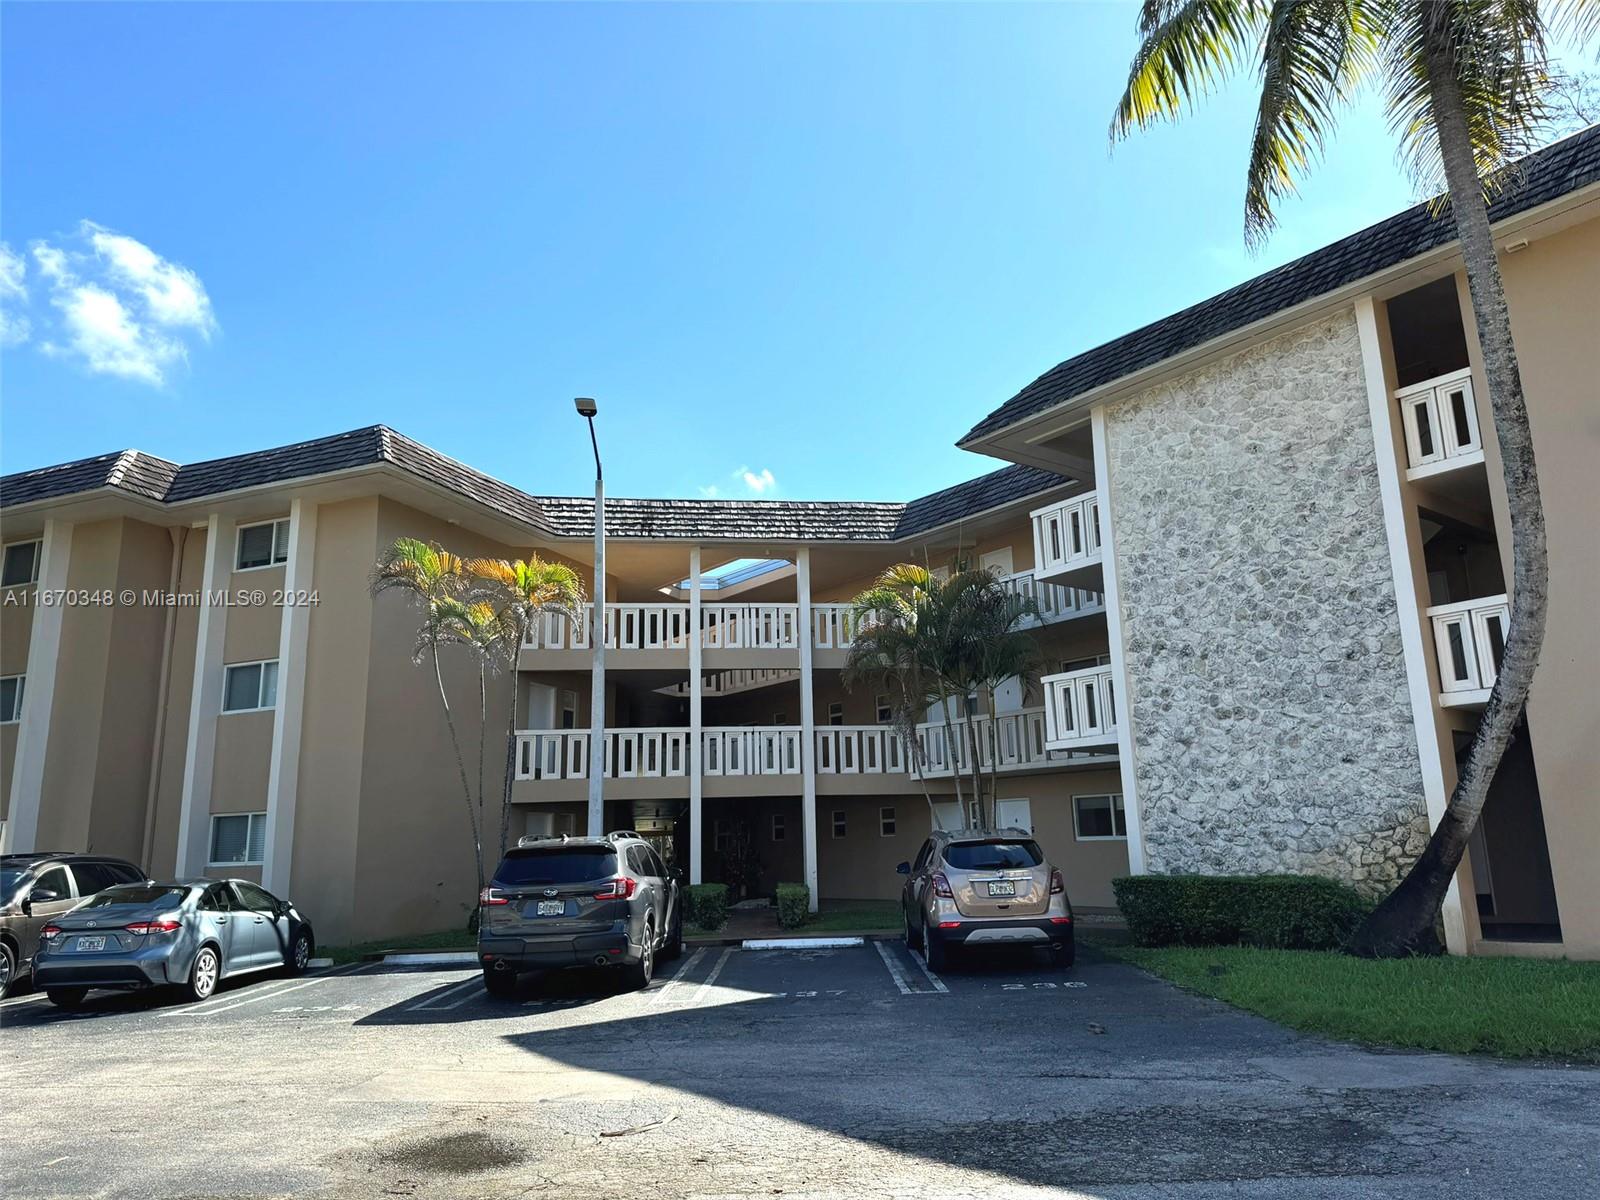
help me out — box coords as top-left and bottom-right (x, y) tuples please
(140, 526), (187, 872)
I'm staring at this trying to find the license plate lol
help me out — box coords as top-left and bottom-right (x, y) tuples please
(535, 900), (566, 917)
(74, 936), (106, 952)
(986, 881), (1016, 898)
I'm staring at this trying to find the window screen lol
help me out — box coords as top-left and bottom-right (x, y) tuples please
(2, 542), (40, 587)
(210, 813), (267, 864)
(237, 520), (289, 570)
(0, 675), (23, 723)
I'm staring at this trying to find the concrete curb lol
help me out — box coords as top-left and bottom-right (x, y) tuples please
(686, 930), (899, 947)
(374, 951), (479, 965)
(307, 957), (334, 969)
(742, 936), (865, 950)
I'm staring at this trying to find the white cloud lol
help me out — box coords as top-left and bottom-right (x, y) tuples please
(700, 466), (778, 498)
(739, 467), (776, 495)
(23, 221), (216, 386)
(698, 484), (722, 499)
(0, 243), (28, 347)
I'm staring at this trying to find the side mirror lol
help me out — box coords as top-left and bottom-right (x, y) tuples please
(28, 888), (61, 905)
(895, 862), (911, 876)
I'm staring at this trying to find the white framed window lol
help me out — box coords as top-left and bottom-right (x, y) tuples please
(831, 810), (846, 839)
(827, 702), (844, 727)
(771, 814), (786, 842)
(209, 812), (267, 865)
(235, 519), (291, 571)
(713, 819), (731, 854)
(559, 689), (579, 730)
(1073, 794), (1127, 840)
(879, 806), (896, 837)
(223, 660), (279, 713)
(875, 694), (893, 724)
(2, 541), (41, 588)
(0, 674), (24, 724)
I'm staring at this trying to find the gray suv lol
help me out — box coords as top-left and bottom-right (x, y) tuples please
(1, 852), (148, 995)
(478, 833), (683, 996)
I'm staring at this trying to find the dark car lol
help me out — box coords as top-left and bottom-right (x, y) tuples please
(898, 828), (1074, 971)
(478, 832), (682, 996)
(32, 878), (316, 1007)
(1, 852), (148, 995)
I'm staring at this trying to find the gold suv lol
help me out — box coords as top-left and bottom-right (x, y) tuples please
(897, 828), (1074, 971)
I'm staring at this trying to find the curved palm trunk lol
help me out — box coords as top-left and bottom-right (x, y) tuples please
(1349, 45), (1549, 958)
(500, 664), (519, 858)
(433, 647), (485, 897)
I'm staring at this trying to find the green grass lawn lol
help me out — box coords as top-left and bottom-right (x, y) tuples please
(687, 899), (902, 938)
(322, 928), (475, 965)
(1109, 944), (1600, 1061)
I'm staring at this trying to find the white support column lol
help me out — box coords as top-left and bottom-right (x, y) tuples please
(262, 498), (316, 897)
(1090, 406), (1146, 874)
(174, 514), (235, 876)
(688, 545), (704, 885)
(1356, 296), (1468, 954)
(796, 546), (819, 912)
(3, 520), (73, 854)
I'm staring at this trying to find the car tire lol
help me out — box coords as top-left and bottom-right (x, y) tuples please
(483, 967), (518, 998)
(285, 930), (314, 976)
(904, 908), (924, 952)
(47, 987), (88, 1009)
(924, 926), (949, 973)
(185, 945), (221, 1003)
(661, 909), (683, 962)
(621, 921), (655, 992)
(0, 942), (16, 998)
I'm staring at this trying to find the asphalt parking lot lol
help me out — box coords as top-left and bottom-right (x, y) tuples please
(4, 939), (1598, 1199)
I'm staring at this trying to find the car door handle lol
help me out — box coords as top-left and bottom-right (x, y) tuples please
(253, 916), (266, 923)
(217, 916), (228, 923)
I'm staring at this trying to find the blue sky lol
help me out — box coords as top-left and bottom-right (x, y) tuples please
(0, 3), (1566, 502)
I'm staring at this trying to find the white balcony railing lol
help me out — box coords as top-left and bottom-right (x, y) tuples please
(1041, 664), (1118, 751)
(514, 728), (691, 780)
(811, 603), (872, 650)
(701, 604), (800, 650)
(916, 707), (1053, 777)
(1427, 593), (1509, 705)
(1000, 569), (1105, 627)
(522, 603), (692, 651)
(814, 725), (909, 775)
(1397, 368), (1482, 479)
(1031, 492), (1103, 583)
(702, 726), (804, 776)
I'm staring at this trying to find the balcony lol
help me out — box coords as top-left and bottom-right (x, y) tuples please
(1041, 664), (1118, 751)
(999, 569), (1104, 627)
(1030, 491), (1103, 588)
(916, 707), (1055, 777)
(1427, 593), (1508, 708)
(1397, 368), (1483, 481)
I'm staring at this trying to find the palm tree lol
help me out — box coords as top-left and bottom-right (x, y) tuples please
(843, 612), (946, 829)
(957, 571), (1043, 819)
(465, 555), (586, 857)
(370, 539), (486, 897)
(1111, 0), (1583, 954)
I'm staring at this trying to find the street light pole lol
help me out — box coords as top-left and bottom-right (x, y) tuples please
(576, 398), (606, 837)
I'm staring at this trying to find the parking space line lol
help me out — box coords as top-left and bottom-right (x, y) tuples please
(0, 993), (49, 1011)
(873, 941), (914, 995)
(907, 946), (949, 993)
(647, 947), (706, 1007)
(405, 974), (482, 1012)
(690, 947), (734, 1004)
(160, 963), (372, 1017)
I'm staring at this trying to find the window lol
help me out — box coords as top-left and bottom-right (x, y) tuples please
(29, 865), (72, 902)
(209, 812), (267, 865)
(643, 846), (668, 879)
(879, 807), (896, 837)
(234, 882), (280, 913)
(875, 694), (893, 724)
(0, 675), (23, 724)
(626, 845), (651, 875)
(559, 690), (579, 730)
(236, 519), (290, 570)
(827, 702), (844, 727)
(713, 819), (732, 854)
(943, 840), (1043, 870)
(771, 814), (786, 842)
(82, 884), (188, 909)
(223, 660), (278, 713)
(772, 712), (787, 726)
(2, 541), (41, 587)
(912, 840), (934, 872)
(831, 810), (846, 839)
(1074, 794), (1127, 840)
(495, 847), (616, 885)
(200, 883), (234, 911)
(67, 862), (125, 895)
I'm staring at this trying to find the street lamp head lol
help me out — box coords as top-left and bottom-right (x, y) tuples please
(574, 397), (598, 418)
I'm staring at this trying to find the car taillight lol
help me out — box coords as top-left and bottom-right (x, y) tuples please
(479, 887), (510, 906)
(125, 918), (182, 935)
(41, 925), (62, 941)
(1050, 868), (1065, 895)
(593, 877), (637, 900)
(930, 872), (953, 899)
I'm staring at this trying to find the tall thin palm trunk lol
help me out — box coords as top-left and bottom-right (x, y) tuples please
(433, 647), (484, 895)
(500, 665), (519, 857)
(1350, 39), (1549, 957)
(963, 710), (986, 829)
(936, 691), (967, 827)
(985, 690), (1004, 826)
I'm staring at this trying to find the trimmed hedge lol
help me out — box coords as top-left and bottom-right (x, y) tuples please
(685, 883), (729, 932)
(775, 883), (810, 930)
(1113, 874), (1373, 951)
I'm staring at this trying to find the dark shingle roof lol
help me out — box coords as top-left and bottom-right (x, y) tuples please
(961, 125), (1600, 445)
(0, 426), (1071, 543)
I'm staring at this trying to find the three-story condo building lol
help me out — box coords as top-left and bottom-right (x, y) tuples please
(4, 126), (1596, 956)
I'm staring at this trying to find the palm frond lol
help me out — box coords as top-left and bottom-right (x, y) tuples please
(1112, 0), (1270, 141)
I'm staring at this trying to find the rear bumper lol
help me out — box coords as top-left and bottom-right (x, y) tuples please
(33, 955), (172, 990)
(478, 930), (635, 970)
(928, 917), (1074, 949)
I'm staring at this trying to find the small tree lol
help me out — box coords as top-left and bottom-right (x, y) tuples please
(843, 608), (946, 829)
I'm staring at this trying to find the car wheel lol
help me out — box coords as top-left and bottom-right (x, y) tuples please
(185, 945), (221, 1003)
(621, 921), (655, 991)
(661, 909), (683, 962)
(0, 942), (16, 998)
(47, 987), (88, 1009)
(924, 926), (949, 973)
(904, 908), (923, 952)
(286, 930), (314, 975)
(483, 967), (518, 998)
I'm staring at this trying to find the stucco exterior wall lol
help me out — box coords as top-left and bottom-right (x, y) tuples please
(1103, 310), (1429, 892)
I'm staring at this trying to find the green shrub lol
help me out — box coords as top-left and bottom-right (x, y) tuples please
(775, 882), (810, 929)
(685, 883), (729, 931)
(1113, 874), (1372, 951)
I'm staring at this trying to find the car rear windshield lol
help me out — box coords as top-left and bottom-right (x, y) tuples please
(79, 885), (191, 909)
(494, 850), (618, 886)
(942, 840), (1043, 870)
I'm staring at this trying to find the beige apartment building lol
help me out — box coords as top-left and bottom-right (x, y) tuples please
(3, 126), (1596, 956)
